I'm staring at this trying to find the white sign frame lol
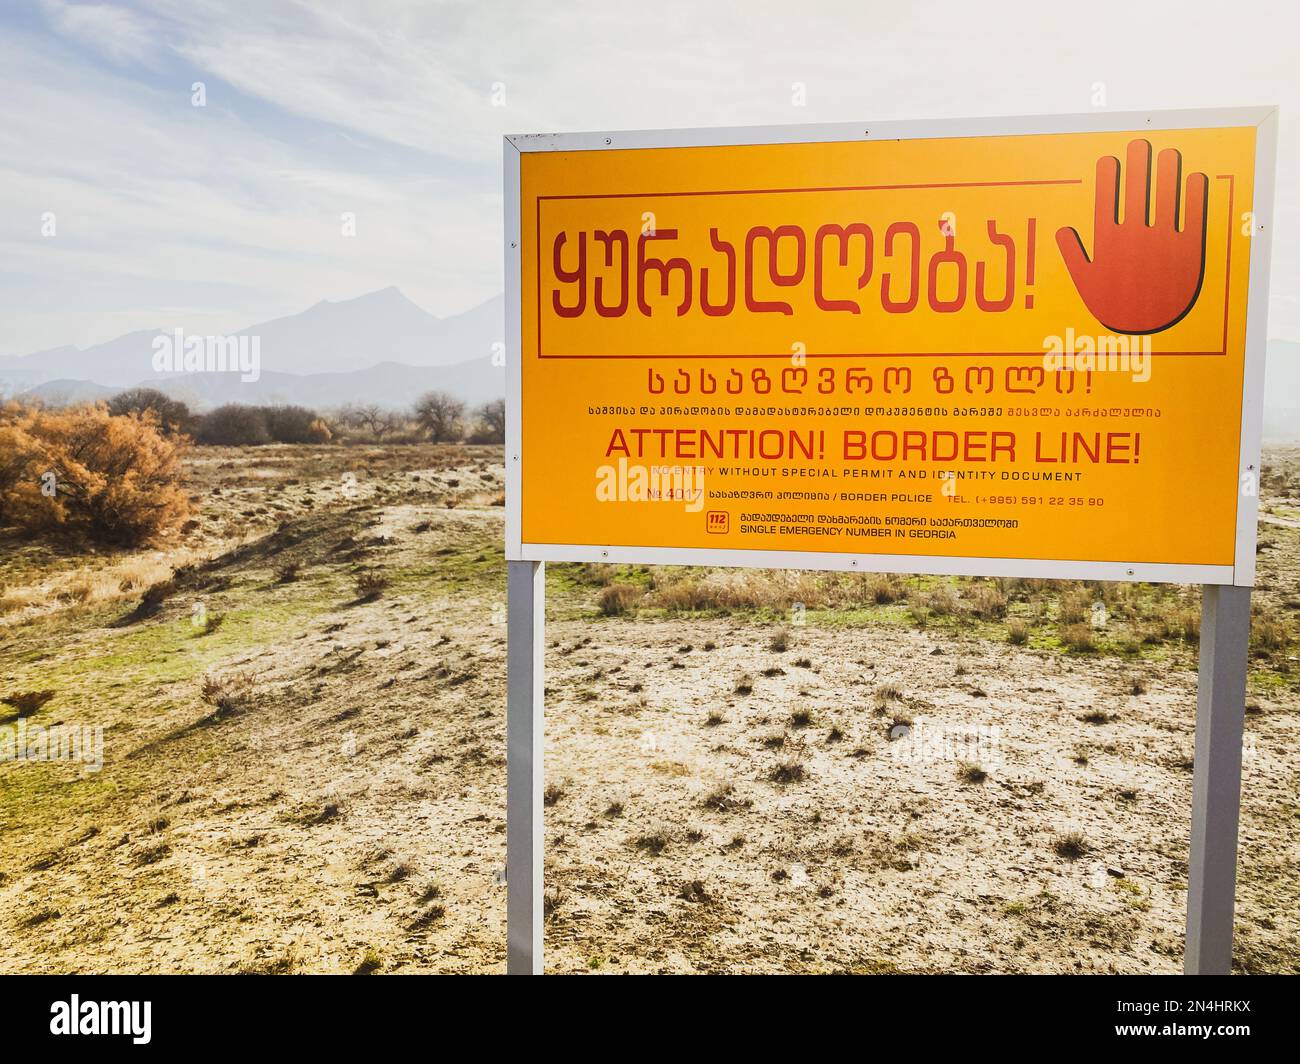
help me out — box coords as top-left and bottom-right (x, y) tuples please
(505, 106), (1277, 588)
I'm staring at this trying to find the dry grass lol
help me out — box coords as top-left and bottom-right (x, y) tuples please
(597, 583), (641, 616)
(632, 830), (670, 856)
(1057, 591), (1092, 625)
(1059, 623), (1096, 652)
(198, 670), (256, 720)
(353, 571), (389, 603)
(860, 574), (906, 605)
(917, 587), (958, 617)
(0, 553), (179, 626)
(769, 759), (806, 784)
(1251, 609), (1291, 654)
(651, 569), (822, 613)
(966, 584), (1007, 619)
(1053, 831), (1090, 860)
(700, 782), (750, 812)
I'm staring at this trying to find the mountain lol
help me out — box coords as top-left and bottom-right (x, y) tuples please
(79, 358), (502, 410)
(0, 289), (504, 396)
(3, 289), (1294, 431)
(17, 379), (118, 406)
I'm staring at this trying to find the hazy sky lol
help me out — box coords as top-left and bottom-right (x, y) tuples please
(2, 0), (1298, 355)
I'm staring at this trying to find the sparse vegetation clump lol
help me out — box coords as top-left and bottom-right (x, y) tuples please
(597, 583), (641, 616)
(0, 402), (192, 546)
(872, 683), (903, 714)
(917, 586), (958, 617)
(195, 404), (272, 446)
(966, 584), (1008, 619)
(769, 759), (805, 784)
(1251, 609), (1291, 656)
(700, 782), (750, 812)
(1, 690), (55, 719)
(198, 670), (255, 721)
(262, 405), (330, 444)
(107, 388), (194, 436)
(650, 569), (821, 614)
(632, 830), (670, 856)
(353, 571), (390, 602)
(1053, 831), (1090, 860)
(1059, 623), (1096, 652)
(862, 573), (906, 605)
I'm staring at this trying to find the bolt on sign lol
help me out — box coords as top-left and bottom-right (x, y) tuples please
(504, 110), (1276, 585)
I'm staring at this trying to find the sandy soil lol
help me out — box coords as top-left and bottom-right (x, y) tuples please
(0, 443), (1296, 974)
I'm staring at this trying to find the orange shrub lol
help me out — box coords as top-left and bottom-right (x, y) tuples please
(0, 403), (192, 546)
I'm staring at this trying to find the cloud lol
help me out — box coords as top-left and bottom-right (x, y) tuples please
(0, 15), (501, 352)
(2, 0), (1298, 356)
(39, 0), (161, 67)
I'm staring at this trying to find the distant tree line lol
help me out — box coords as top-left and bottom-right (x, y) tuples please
(104, 388), (505, 446)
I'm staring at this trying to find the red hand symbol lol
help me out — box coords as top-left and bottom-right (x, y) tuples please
(1056, 140), (1208, 334)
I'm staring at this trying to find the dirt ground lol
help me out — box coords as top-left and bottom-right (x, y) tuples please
(0, 443), (1297, 974)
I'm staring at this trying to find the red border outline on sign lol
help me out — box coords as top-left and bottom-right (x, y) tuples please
(532, 175), (1235, 359)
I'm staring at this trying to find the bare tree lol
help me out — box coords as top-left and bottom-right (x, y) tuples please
(468, 398), (506, 444)
(414, 391), (466, 442)
(482, 398), (506, 441)
(340, 403), (402, 440)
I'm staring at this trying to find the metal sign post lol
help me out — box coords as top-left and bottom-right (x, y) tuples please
(506, 560), (544, 974)
(1185, 584), (1252, 974)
